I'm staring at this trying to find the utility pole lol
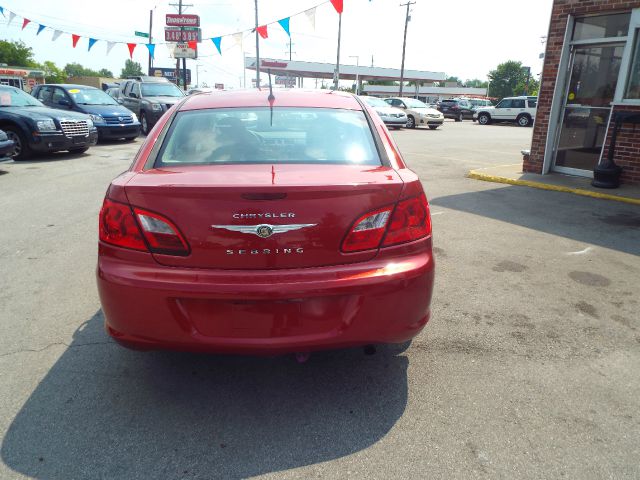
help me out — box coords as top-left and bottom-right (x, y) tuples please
(286, 41), (295, 61)
(148, 9), (153, 74)
(349, 55), (359, 95)
(398, 1), (415, 97)
(333, 12), (342, 90)
(169, 0), (193, 90)
(255, 0), (260, 88)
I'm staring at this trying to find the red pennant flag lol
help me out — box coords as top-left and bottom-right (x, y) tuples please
(256, 25), (268, 39)
(127, 43), (136, 58)
(22, 18), (30, 30)
(72, 34), (80, 48)
(187, 40), (197, 49)
(330, 0), (343, 14)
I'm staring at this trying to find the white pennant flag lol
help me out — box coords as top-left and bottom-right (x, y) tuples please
(7, 11), (16, 26)
(106, 41), (116, 55)
(52, 29), (62, 41)
(305, 8), (316, 31)
(233, 32), (243, 48)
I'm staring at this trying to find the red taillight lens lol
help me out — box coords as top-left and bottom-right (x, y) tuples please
(133, 207), (190, 256)
(99, 198), (190, 256)
(382, 194), (431, 246)
(99, 198), (147, 251)
(342, 207), (392, 253)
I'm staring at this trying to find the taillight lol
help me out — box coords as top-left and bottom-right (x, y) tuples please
(133, 207), (190, 256)
(99, 198), (190, 256)
(99, 198), (147, 251)
(342, 207), (392, 253)
(383, 194), (431, 246)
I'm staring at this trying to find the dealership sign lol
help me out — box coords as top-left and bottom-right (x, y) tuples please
(164, 27), (202, 42)
(166, 14), (200, 27)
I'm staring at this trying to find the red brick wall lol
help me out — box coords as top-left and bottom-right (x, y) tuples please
(603, 105), (640, 183)
(526, 0), (640, 185)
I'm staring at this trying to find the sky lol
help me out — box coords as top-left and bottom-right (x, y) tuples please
(0, 0), (554, 88)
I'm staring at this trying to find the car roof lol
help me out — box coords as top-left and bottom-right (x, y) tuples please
(38, 84), (100, 90)
(181, 89), (363, 111)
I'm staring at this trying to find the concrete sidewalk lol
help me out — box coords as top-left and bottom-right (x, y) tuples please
(468, 163), (640, 205)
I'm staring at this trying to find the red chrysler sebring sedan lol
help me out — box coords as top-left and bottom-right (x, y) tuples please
(96, 89), (435, 354)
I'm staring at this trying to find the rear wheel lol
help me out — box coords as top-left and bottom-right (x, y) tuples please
(3, 127), (32, 160)
(406, 115), (416, 129)
(478, 113), (491, 125)
(517, 114), (532, 127)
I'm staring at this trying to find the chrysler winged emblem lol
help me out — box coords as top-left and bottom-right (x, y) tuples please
(211, 223), (316, 238)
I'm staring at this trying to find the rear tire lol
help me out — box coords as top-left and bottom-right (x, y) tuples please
(406, 115), (416, 129)
(3, 126), (32, 160)
(478, 113), (491, 125)
(517, 114), (532, 127)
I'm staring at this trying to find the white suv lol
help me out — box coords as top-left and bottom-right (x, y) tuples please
(473, 96), (537, 127)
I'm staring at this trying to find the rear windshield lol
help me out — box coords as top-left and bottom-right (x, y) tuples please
(155, 107), (381, 166)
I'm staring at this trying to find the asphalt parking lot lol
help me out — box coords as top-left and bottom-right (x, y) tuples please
(1, 120), (639, 479)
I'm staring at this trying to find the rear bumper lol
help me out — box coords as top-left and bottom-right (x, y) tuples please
(97, 240), (435, 354)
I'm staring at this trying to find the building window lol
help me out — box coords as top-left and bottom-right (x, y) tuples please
(625, 30), (640, 98)
(573, 13), (630, 41)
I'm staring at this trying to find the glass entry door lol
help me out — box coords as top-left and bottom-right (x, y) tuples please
(553, 44), (624, 174)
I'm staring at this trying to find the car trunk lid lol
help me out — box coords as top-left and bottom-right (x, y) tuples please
(124, 164), (404, 269)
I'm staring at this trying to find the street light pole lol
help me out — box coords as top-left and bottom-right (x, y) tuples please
(349, 55), (359, 95)
(398, 1), (415, 97)
(333, 13), (342, 90)
(254, 0), (260, 88)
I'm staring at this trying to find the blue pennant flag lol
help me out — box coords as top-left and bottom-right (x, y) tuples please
(145, 43), (155, 59)
(0, 7), (4, 16)
(88, 38), (98, 51)
(211, 37), (222, 55)
(278, 17), (290, 37)
(37, 24), (46, 35)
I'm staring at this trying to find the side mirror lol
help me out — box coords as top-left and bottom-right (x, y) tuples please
(129, 92), (139, 99)
(58, 98), (70, 107)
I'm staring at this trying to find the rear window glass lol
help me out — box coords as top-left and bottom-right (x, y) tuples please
(155, 107), (381, 166)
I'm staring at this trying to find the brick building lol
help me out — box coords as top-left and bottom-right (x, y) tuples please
(524, 1), (640, 185)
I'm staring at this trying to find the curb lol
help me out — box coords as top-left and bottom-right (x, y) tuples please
(467, 170), (640, 206)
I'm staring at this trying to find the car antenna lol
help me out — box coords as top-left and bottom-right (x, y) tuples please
(267, 69), (275, 126)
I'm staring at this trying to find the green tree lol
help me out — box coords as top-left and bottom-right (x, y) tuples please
(121, 59), (144, 78)
(64, 62), (101, 77)
(465, 79), (489, 88)
(98, 68), (114, 78)
(38, 61), (66, 83)
(487, 60), (535, 99)
(0, 40), (37, 67)
(445, 76), (461, 85)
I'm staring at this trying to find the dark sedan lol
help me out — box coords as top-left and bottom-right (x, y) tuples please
(0, 86), (97, 160)
(32, 84), (140, 141)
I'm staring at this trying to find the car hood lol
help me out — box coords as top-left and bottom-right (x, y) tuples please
(0, 106), (91, 121)
(74, 104), (135, 117)
(144, 96), (183, 104)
